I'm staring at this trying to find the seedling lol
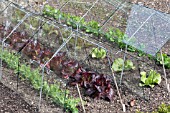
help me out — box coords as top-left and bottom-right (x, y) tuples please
(112, 58), (135, 72)
(91, 48), (106, 59)
(66, 15), (84, 29)
(85, 20), (100, 36)
(157, 103), (170, 113)
(136, 103), (170, 113)
(156, 53), (170, 69)
(114, 29), (125, 48)
(104, 28), (115, 42)
(139, 70), (161, 88)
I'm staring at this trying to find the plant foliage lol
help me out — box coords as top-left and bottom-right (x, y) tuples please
(139, 70), (161, 88)
(69, 67), (114, 101)
(111, 58), (135, 72)
(156, 53), (170, 69)
(0, 25), (114, 102)
(136, 103), (170, 113)
(157, 103), (170, 113)
(91, 48), (106, 59)
(0, 49), (80, 113)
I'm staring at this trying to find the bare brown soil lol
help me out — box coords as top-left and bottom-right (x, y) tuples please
(0, 82), (38, 113)
(129, 0), (170, 14)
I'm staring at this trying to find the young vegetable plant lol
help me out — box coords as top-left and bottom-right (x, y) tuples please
(156, 53), (170, 69)
(91, 48), (106, 59)
(139, 70), (161, 88)
(70, 67), (114, 101)
(157, 103), (170, 113)
(85, 20), (100, 36)
(112, 58), (135, 72)
(65, 14), (75, 27)
(23, 40), (41, 61)
(61, 60), (79, 79)
(113, 28), (126, 48)
(66, 15), (85, 29)
(136, 103), (170, 113)
(104, 28), (115, 42)
(135, 43), (146, 57)
(107, 28), (136, 52)
(43, 5), (56, 17)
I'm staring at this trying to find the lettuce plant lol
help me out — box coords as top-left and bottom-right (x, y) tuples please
(104, 28), (115, 42)
(91, 48), (106, 59)
(139, 70), (161, 88)
(157, 103), (170, 113)
(112, 58), (135, 72)
(156, 53), (170, 69)
(61, 60), (79, 79)
(85, 20), (100, 36)
(70, 67), (114, 101)
(66, 15), (85, 29)
(114, 29), (126, 48)
(136, 103), (170, 113)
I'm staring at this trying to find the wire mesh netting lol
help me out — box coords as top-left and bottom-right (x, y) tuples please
(124, 4), (170, 56)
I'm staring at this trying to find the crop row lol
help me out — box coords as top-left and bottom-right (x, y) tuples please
(0, 48), (80, 113)
(43, 5), (138, 52)
(42, 5), (170, 69)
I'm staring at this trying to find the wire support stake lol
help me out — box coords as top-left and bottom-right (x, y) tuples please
(107, 55), (126, 112)
(0, 43), (3, 80)
(38, 67), (45, 111)
(160, 49), (170, 93)
(16, 54), (20, 90)
(119, 44), (128, 86)
(76, 84), (86, 113)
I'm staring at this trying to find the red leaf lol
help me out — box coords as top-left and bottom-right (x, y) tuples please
(105, 88), (114, 101)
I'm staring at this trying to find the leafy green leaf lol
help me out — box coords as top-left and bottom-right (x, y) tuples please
(112, 58), (123, 72)
(140, 71), (147, 83)
(112, 58), (135, 72)
(158, 103), (170, 113)
(125, 60), (135, 70)
(156, 53), (170, 69)
(139, 70), (161, 88)
(91, 48), (106, 59)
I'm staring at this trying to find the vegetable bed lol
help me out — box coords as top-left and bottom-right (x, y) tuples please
(0, 0), (170, 113)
